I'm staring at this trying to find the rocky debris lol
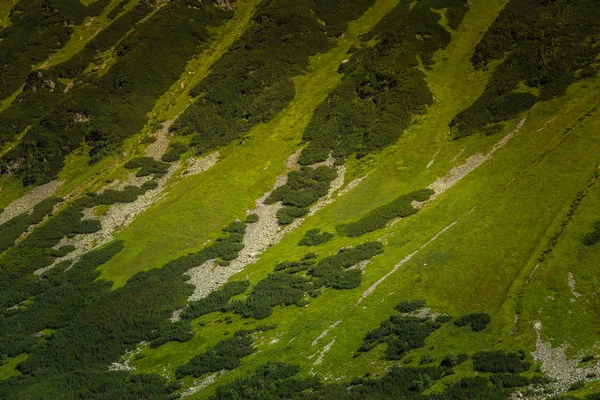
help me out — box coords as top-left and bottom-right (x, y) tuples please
(36, 162), (183, 275)
(0, 180), (62, 225)
(401, 307), (440, 320)
(312, 320), (341, 346)
(183, 152), (219, 176)
(42, 79), (56, 92)
(531, 321), (600, 397)
(349, 259), (371, 271)
(108, 342), (146, 372)
(567, 272), (581, 299)
(144, 120), (175, 159)
(427, 150), (440, 169)
(357, 221), (457, 304)
(426, 118), (526, 203)
(215, 0), (235, 11)
(184, 152), (349, 303)
(74, 112), (88, 123)
(185, 151), (302, 302)
(314, 338), (336, 365)
(63, 81), (74, 93)
(180, 371), (225, 398)
(170, 309), (183, 322)
(105, 172), (148, 191)
(276, 164), (346, 237)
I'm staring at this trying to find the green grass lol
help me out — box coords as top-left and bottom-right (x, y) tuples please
(5, 0), (600, 397)
(39, 0), (142, 70)
(0, 353), (27, 381)
(98, 0), (402, 287)
(124, 0), (600, 397)
(0, 0), (18, 30)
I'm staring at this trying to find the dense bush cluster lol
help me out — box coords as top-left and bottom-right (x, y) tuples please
(49, 4), (152, 79)
(298, 228), (334, 246)
(583, 221), (600, 246)
(450, 0), (600, 138)
(337, 189), (433, 236)
(176, 330), (254, 379)
(212, 363), (321, 400)
(0, 210), (252, 397)
(180, 280), (250, 321)
(453, 312), (491, 332)
(229, 273), (312, 319)
(299, 0), (469, 165)
(472, 350), (531, 374)
(0, 0), (109, 101)
(124, 157), (170, 177)
(161, 142), (189, 163)
(358, 300), (444, 360)
(211, 362), (515, 400)
(309, 241), (383, 289)
(0, 0), (232, 185)
(265, 166), (337, 224)
(171, 0), (376, 154)
(490, 374), (547, 389)
(229, 241), (382, 319)
(395, 300), (427, 313)
(0, 197), (61, 253)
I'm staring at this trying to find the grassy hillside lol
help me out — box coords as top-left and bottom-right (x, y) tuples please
(1, 0), (600, 399)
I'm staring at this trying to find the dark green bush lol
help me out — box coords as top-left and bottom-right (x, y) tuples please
(569, 381), (585, 392)
(171, 0), (375, 154)
(436, 315), (452, 323)
(395, 300), (426, 313)
(309, 242), (383, 289)
(161, 142), (188, 163)
(1, 0), (232, 185)
(299, 0), (468, 164)
(450, 0), (600, 138)
(229, 273), (311, 319)
(454, 312), (491, 332)
(245, 214), (259, 223)
(359, 315), (442, 360)
(141, 180), (159, 191)
(175, 330), (254, 378)
(124, 157), (170, 177)
(472, 350), (531, 374)
(583, 221), (600, 246)
(298, 229), (334, 246)
(266, 166), (337, 225)
(338, 189), (434, 237)
(440, 353), (469, 368)
(181, 281), (250, 321)
(0, 197), (61, 253)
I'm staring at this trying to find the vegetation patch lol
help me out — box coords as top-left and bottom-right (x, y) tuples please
(337, 189), (434, 236)
(357, 300), (444, 360)
(0, 0), (233, 185)
(175, 330), (254, 379)
(472, 350), (531, 374)
(298, 228), (334, 247)
(124, 157), (170, 177)
(0, 197), (61, 253)
(453, 312), (491, 332)
(170, 0), (376, 154)
(265, 166), (337, 225)
(450, 0), (600, 138)
(299, 0), (469, 164)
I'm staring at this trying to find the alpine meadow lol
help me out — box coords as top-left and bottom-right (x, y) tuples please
(1, 0), (600, 399)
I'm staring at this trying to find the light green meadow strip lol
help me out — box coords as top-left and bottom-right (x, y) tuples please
(132, 0), (600, 396)
(98, 0), (402, 287)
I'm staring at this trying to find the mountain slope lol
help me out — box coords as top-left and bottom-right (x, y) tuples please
(1, 0), (600, 399)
